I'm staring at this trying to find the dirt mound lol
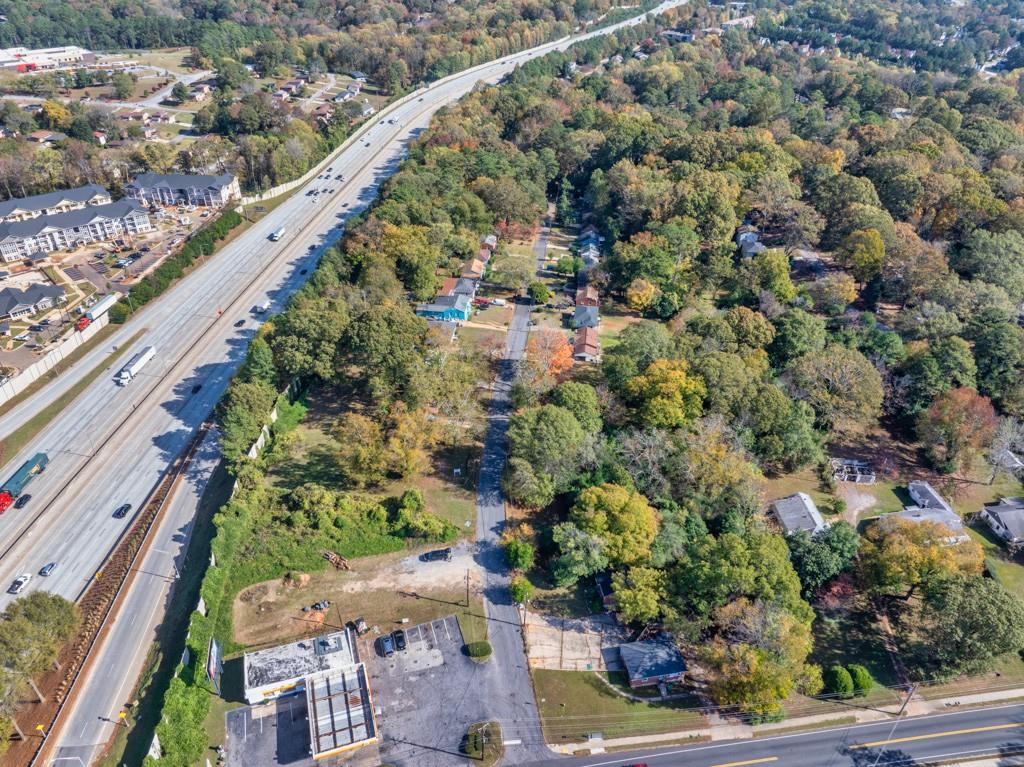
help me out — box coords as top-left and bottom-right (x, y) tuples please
(283, 572), (311, 588)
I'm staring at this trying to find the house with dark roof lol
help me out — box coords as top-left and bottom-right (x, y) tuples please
(440, 276), (477, 300)
(125, 172), (240, 207)
(572, 304), (599, 329)
(907, 480), (953, 513)
(770, 492), (827, 536)
(415, 293), (471, 322)
(980, 497), (1024, 547)
(0, 184), (110, 223)
(618, 641), (686, 688)
(0, 283), (65, 319)
(0, 200), (152, 262)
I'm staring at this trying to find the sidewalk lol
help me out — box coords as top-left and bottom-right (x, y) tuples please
(546, 683), (1024, 755)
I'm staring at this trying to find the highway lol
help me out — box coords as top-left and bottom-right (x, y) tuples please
(0, 0), (684, 610)
(524, 703), (1024, 766)
(4, 3), (688, 763)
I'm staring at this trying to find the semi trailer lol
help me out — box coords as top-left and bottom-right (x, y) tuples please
(116, 346), (156, 386)
(0, 453), (48, 514)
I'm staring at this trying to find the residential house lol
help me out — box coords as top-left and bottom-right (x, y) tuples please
(736, 228), (766, 258)
(272, 90), (291, 101)
(27, 130), (66, 145)
(440, 276), (477, 300)
(359, 101), (376, 117)
(312, 103), (334, 122)
(579, 243), (601, 271)
(150, 111), (175, 124)
(334, 90), (355, 103)
(633, 50), (650, 61)
(770, 492), (827, 536)
(618, 641), (686, 688)
(722, 14), (755, 28)
(0, 184), (111, 224)
(283, 79), (304, 94)
(190, 83), (212, 102)
(573, 326), (601, 363)
(877, 506), (971, 544)
(0, 283), (66, 320)
(415, 293), (471, 322)
(481, 234), (498, 250)
(477, 247), (492, 263)
(907, 480), (953, 513)
(124, 109), (150, 124)
(575, 284), (599, 307)
(462, 258), (485, 280)
(125, 172), (241, 207)
(573, 304), (599, 329)
(93, 131), (107, 146)
(350, 71), (368, 82)
(980, 497), (1024, 548)
(0, 199), (152, 262)
(142, 126), (158, 140)
(426, 320), (458, 345)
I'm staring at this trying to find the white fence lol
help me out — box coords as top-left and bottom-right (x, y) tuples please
(0, 313), (109, 404)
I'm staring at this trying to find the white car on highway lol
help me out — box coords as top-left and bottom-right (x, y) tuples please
(8, 573), (30, 594)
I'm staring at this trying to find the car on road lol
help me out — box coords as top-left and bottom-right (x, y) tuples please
(191, 384), (202, 394)
(8, 574), (30, 594)
(14, 494), (31, 509)
(234, 319), (246, 327)
(140, 245), (151, 252)
(39, 562), (57, 577)
(336, 174), (345, 180)
(113, 503), (132, 519)
(392, 629), (407, 651)
(420, 547), (453, 563)
(342, 202), (349, 207)
(378, 633), (395, 657)
(28, 324), (44, 332)
(300, 269), (308, 275)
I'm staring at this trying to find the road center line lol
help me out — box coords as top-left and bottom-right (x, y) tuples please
(711, 758), (778, 767)
(851, 722), (1023, 748)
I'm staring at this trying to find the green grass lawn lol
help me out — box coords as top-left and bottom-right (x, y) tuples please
(533, 669), (706, 743)
(597, 302), (641, 350)
(970, 523), (1024, 598)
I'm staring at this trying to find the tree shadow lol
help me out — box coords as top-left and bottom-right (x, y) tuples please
(839, 744), (917, 765)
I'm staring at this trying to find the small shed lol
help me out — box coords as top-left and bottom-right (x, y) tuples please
(619, 641), (686, 688)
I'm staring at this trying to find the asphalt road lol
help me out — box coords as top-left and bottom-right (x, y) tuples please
(6, 4), (689, 763)
(522, 703), (1024, 767)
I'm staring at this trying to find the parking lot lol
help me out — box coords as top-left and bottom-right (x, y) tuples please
(371, 615), (495, 767)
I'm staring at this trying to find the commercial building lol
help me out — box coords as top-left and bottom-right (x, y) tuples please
(0, 184), (111, 224)
(125, 172), (241, 207)
(0, 199), (152, 262)
(0, 46), (95, 73)
(242, 630), (377, 759)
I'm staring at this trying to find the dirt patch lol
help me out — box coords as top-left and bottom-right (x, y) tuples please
(232, 543), (480, 647)
(837, 484), (878, 523)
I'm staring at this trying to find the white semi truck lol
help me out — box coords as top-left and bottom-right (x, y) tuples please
(116, 346), (156, 386)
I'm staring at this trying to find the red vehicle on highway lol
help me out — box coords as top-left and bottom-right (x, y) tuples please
(0, 453), (48, 514)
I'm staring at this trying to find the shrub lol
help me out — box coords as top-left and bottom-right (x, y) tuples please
(528, 281), (552, 304)
(823, 665), (854, 698)
(465, 640), (493, 660)
(827, 496), (847, 515)
(504, 538), (535, 571)
(848, 664), (875, 697)
(510, 574), (534, 604)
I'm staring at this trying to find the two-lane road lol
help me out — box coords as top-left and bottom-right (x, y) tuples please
(523, 703), (1024, 767)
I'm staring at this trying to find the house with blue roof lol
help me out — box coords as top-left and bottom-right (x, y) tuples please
(415, 293), (471, 322)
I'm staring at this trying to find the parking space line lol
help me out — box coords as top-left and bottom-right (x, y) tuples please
(429, 620), (438, 647)
(442, 618), (451, 641)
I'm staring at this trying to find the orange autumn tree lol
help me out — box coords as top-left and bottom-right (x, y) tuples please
(523, 328), (573, 391)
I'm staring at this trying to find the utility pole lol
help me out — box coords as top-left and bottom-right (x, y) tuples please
(869, 684), (918, 767)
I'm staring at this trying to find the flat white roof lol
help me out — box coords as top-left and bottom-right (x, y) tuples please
(244, 631), (356, 693)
